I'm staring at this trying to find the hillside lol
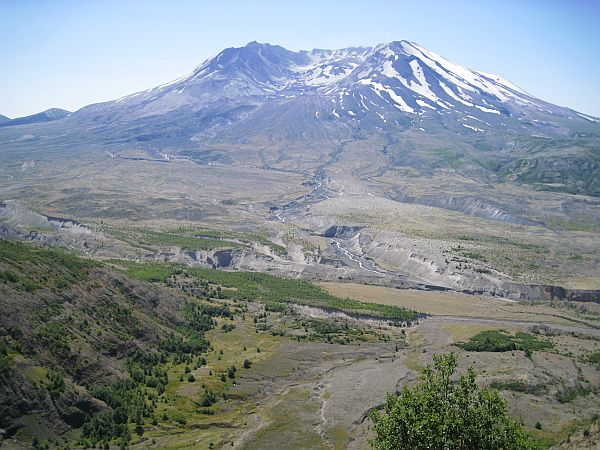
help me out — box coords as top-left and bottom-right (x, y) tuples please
(0, 239), (215, 445)
(0, 239), (418, 448)
(1, 239), (599, 449)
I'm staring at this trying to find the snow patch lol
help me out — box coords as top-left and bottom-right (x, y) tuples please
(462, 123), (483, 132)
(474, 105), (500, 114)
(359, 79), (415, 113)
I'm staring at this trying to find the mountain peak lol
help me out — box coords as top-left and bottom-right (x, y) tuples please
(70, 40), (598, 140)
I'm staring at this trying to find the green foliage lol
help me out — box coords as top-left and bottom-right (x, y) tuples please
(126, 351), (168, 390)
(227, 365), (236, 379)
(199, 389), (216, 407)
(370, 353), (540, 450)
(104, 225), (287, 255)
(489, 380), (546, 395)
(0, 268), (40, 291)
(111, 261), (173, 283)
(170, 226), (287, 256)
(37, 322), (70, 357)
(457, 330), (553, 353)
(0, 343), (14, 379)
(461, 251), (486, 261)
(82, 406), (131, 445)
(114, 260), (419, 322)
(81, 294), (228, 445)
(84, 378), (151, 444)
(0, 239), (99, 291)
(0, 269), (19, 283)
(129, 228), (242, 251)
(46, 370), (65, 400)
(555, 384), (592, 404)
(243, 359), (252, 369)
(587, 352), (600, 367)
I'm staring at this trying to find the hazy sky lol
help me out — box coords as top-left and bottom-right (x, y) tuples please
(1, 0), (599, 118)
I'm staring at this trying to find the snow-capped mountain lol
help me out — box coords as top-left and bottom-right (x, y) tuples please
(68, 40), (598, 135)
(2, 41), (599, 197)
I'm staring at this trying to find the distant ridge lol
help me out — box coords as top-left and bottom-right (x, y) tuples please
(0, 107), (70, 127)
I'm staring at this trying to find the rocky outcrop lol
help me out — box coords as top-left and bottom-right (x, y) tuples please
(322, 225), (363, 239)
(539, 285), (600, 303)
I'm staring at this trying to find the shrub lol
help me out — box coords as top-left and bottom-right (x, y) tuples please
(370, 352), (540, 449)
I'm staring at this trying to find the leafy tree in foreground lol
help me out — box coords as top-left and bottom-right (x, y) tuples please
(370, 352), (540, 450)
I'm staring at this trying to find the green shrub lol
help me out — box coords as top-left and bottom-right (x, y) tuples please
(457, 330), (552, 353)
(370, 352), (540, 449)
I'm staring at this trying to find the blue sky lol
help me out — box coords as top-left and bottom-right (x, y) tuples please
(1, 0), (599, 118)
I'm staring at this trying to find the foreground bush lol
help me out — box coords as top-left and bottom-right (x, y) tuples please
(370, 352), (540, 450)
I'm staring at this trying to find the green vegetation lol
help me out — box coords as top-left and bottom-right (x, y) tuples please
(431, 148), (465, 170)
(171, 226), (287, 256)
(555, 383), (594, 404)
(111, 259), (419, 323)
(37, 322), (70, 357)
(489, 380), (546, 395)
(370, 352), (540, 450)
(46, 370), (65, 400)
(0, 239), (98, 291)
(0, 343), (14, 379)
(457, 330), (553, 353)
(80, 298), (232, 446)
(114, 227), (241, 251)
(588, 352), (600, 367)
(104, 225), (287, 255)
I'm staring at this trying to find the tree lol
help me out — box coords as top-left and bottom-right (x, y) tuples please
(370, 352), (540, 450)
(227, 366), (236, 379)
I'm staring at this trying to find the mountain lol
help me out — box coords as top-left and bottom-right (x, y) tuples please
(69, 40), (600, 136)
(1, 40), (597, 197)
(0, 108), (71, 127)
(0, 114), (10, 125)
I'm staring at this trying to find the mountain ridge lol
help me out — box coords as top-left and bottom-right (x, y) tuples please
(0, 108), (71, 128)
